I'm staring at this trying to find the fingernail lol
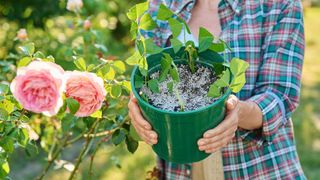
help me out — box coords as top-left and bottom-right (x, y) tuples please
(204, 133), (210, 138)
(199, 146), (205, 151)
(150, 133), (156, 139)
(144, 125), (150, 129)
(198, 140), (205, 146)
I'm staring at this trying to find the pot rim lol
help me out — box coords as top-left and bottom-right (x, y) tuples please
(130, 60), (232, 115)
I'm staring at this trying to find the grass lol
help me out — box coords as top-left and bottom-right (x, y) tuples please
(8, 7), (320, 180)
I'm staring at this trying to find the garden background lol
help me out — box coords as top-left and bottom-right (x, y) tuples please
(0, 0), (319, 179)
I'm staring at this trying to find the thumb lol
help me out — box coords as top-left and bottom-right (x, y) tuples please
(226, 95), (239, 110)
(130, 93), (137, 103)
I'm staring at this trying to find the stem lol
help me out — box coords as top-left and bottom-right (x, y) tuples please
(174, 88), (185, 111)
(88, 136), (111, 177)
(68, 120), (100, 180)
(37, 135), (70, 180)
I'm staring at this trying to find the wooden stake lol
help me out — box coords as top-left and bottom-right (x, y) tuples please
(192, 150), (224, 180)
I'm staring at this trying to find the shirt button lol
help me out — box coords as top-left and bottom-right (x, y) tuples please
(186, 169), (191, 175)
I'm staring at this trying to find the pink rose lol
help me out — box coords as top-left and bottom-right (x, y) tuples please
(65, 71), (106, 117)
(10, 61), (65, 116)
(16, 28), (28, 41)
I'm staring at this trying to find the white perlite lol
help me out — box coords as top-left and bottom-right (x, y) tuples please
(140, 65), (220, 112)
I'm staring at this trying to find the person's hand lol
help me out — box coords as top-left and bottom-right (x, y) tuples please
(128, 93), (158, 145)
(197, 95), (240, 153)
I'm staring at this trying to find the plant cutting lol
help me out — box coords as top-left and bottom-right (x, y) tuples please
(126, 1), (249, 163)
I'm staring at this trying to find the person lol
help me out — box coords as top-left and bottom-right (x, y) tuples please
(128, 0), (306, 179)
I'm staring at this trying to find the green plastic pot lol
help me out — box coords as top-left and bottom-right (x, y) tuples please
(131, 47), (231, 163)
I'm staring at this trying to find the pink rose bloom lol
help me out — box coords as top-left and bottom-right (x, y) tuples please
(16, 28), (28, 41)
(65, 71), (106, 117)
(10, 61), (65, 116)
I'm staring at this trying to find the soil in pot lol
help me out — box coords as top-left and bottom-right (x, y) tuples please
(140, 64), (221, 112)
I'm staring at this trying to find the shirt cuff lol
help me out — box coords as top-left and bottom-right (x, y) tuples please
(240, 90), (287, 144)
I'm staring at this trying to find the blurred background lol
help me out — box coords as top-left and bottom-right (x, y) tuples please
(0, 0), (319, 179)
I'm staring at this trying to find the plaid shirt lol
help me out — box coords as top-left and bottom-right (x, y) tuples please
(143, 0), (306, 179)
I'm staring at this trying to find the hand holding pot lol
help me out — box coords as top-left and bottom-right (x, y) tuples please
(197, 95), (240, 153)
(128, 93), (158, 145)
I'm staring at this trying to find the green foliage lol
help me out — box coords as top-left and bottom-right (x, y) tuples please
(112, 128), (127, 145)
(208, 58), (249, 98)
(66, 98), (80, 115)
(230, 58), (250, 93)
(18, 43), (35, 56)
(170, 38), (183, 53)
(198, 27), (214, 53)
(147, 79), (160, 93)
(139, 14), (157, 30)
(168, 18), (183, 38)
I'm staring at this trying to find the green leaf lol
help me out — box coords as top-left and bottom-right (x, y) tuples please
(17, 57), (32, 67)
(90, 110), (102, 118)
(112, 129), (127, 145)
(62, 113), (77, 132)
(170, 38), (183, 53)
(136, 39), (145, 55)
(170, 68), (179, 82)
(140, 92), (149, 102)
(148, 79), (160, 93)
(215, 70), (231, 87)
(138, 57), (148, 77)
(127, 1), (149, 21)
(159, 53), (173, 82)
(18, 42), (35, 56)
(129, 124), (141, 141)
(17, 128), (29, 147)
(33, 51), (45, 58)
(25, 141), (39, 157)
(113, 61), (126, 74)
(0, 160), (10, 178)
(0, 99), (15, 114)
(105, 66), (116, 80)
(157, 4), (173, 20)
(208, 84), (221, 98)
(177, 16), (191, 34)
(168, 18), (183, 38)
(136, 1), (149, 18)
(139, 13), (157, 30)
(87, 64), (96, 72)
(125, 135), (139, 154)
(0, 84), (9, 95)
(198, 27), (214, 53)
(209, 41), (225, 52)
(144, 39), (162, 54)
(167, 81), (174, 92)
(74, 57), (87, 71)
(134, 75), (144, 88)
(125, 51), (142, 66)
(130, 22), (138, 39)
(44, 55), (55, 62)
(121, 81), (132, 93)
(229, 58), (249, 93)
(0, 137), (14, 153)
(127, 6), (137, 20)
(0, 108), (8, 121)
(111, 85), (122, 98)
(66, 98), (80, 115)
